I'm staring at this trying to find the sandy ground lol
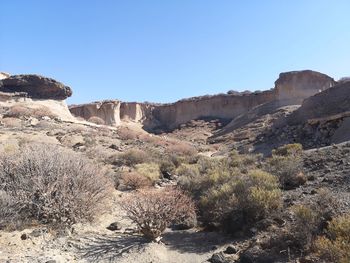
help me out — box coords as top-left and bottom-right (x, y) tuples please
(0, 192), (231, 263)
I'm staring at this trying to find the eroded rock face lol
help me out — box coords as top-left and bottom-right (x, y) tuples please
(275, 70), (335, 101)
(0, 75), (72, 100)
(69, 70), (337, 130)
(151, 91), (276, 130)
(120, 102), (154, 123)
(69, 100), (121, 125)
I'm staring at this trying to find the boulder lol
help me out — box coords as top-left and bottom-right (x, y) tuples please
(0, 74), (72, 100)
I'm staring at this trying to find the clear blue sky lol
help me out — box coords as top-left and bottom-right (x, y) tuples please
(1, 1), (349, 104)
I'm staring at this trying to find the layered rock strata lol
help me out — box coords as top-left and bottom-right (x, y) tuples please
(70, 70), (336, 130)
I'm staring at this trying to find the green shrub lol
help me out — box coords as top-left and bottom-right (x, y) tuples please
(135, 162), (160, 183)
(272, 143), (303, 157)
(159, 160), (176, 175)
(266, 155), (305, 189)
(114, 149), (149, 167)
(314, 214), (350, 263)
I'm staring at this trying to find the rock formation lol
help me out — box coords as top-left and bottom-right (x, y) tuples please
(0, 72), (10, 80)
(287, 81), (350, 124)
(0, 74), (75, 121)
(0, 75), (72, 100)
(69, 100), (121, 125)
(275, 70), (335, 101)
(70, 70), (336, 131)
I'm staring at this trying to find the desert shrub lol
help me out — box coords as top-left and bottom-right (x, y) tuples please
(159, 160), (176, 178)
(266, 143), (305, 189)
(272, 143), (303, 157)
(1, 117), (22, 127)
(291, 205), (318, 249)
(0, 143), (113, 229)
(88, 116), (105, 125)
(228, 150), (262, 173)
(120, 187), (196, 240)
(5, 105), (56, 119)
(121, 172), (152, 190)
(201, 170), (281, 229)
(314, 214), (350, 263)
(114, 149), (149, 167)
(135, 162), (160, 183)
(117, 126), (141, 140)
(167, 142), (197, 156)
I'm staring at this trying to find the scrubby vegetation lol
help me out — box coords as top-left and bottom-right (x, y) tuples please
(0, 143), (113, 229)
(120, 187), (196, 240)
(266, 143), (306, 189)
(314, 213), (350, 263)
(177, 152), (282, 233)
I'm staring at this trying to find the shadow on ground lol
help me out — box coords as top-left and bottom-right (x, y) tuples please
(74, 234), (147, 262)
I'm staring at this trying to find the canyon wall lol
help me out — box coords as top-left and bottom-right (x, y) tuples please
(69, 100), (121, 125)
(69, 70), (336, 130)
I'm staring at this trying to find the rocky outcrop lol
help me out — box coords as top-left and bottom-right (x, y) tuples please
(275, 70), (335, 101)
(150, 91), (276, 130)
(0, 73), (75, 121)
(69, 100), (121, 125)
(120, 102), (154, 123)
(0, 75), (72, 100)
(0, 72), (10, 80)
(69, 70), (336, 130)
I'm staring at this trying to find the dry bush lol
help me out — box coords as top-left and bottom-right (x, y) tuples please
(0, 143), (113, 229)
(135, 162), (160, 183)
(121, 172), (152, 190)
(167, 142), (197, 156)
(5, 105), (56, 119)
(159, 160), (176, 176)
(120, 187), (196, 240)
(178, 153), (282, 232)
(287, 189), (339, 251)
(1, 117), (22, 127)
(88, 116), (105, 125)
(266, 143), (306, 189)
(117, 126), (142, 140)
(314, 213), (350, 263)
(113, 149), (149, 167)
(200, 170), (282, 231)
(272, 143), (303, 157)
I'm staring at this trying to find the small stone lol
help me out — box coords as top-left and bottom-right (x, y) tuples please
(106, 222), (122, 231)
(224, 245), (237, 254)
(208, 252), (230, 263)
(20, 233), (28, 240)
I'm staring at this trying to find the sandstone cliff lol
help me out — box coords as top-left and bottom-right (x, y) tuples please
(69, 70), (335, 131)
(69, 100), (121, 125)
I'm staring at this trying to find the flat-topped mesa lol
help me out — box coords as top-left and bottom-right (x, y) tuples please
(69, 100), (121, 125)
(0, 74), (72, 100)
(275, 70), (335, 101)
(0, 74), (75, 121)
